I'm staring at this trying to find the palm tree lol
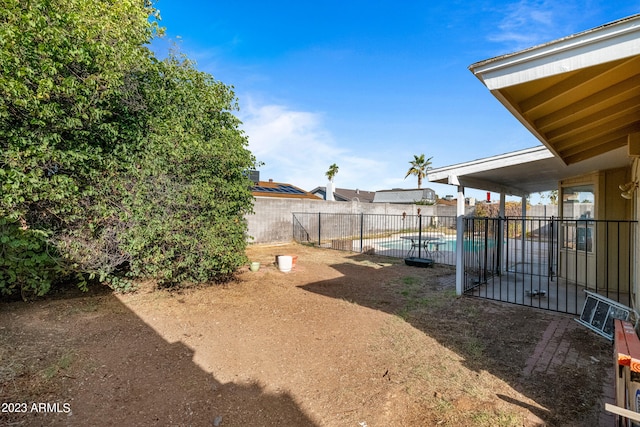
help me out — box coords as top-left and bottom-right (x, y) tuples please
(404, 154), (432, 189)
(325, 163), (339, 182)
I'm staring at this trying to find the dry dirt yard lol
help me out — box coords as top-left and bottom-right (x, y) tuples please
(1, 243), (612, 426)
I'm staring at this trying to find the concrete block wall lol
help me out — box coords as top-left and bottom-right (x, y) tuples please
(528, 204), (559, 217)
(246, 197), (458, 244)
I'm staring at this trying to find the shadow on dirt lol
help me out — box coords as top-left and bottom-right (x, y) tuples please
(0, 288), (318, 427)
(299, 253), (612, 426)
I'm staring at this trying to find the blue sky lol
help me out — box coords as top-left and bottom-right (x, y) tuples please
(151, 0), (639, 201)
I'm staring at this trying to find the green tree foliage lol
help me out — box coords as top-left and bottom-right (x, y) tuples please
(404, 154), (432, 189)
(474, 201), (525, 217)
(325, 163), (339, 182)
(0, 218), (64, 298)
(119, 55), (256, 285)
(0, 0), (257, 296)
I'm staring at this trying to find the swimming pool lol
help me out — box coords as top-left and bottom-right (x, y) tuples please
(377, 238), (453, 251)
(377, 237), (494, 252)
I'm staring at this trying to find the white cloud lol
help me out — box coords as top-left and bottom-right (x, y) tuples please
(487, 0), (579, 49)
(239, 98), (390, 192)
(237, 98), (518, 199)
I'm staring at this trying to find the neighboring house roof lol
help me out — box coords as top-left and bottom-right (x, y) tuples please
(428, 14), (640, 196)
(251, 180), (318, 199)
(336, 188), (376, 202)
(310, 187), (376, 202)
(373, 188), (436, 204)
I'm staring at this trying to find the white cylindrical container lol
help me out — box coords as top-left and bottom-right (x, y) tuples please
(277, 255), (293, 272)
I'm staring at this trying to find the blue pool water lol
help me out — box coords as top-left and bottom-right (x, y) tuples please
(378, 238), (494, 252)
(377, 238), (452, 251)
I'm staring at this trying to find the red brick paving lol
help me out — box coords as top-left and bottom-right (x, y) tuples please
(523, 315), (615, 426)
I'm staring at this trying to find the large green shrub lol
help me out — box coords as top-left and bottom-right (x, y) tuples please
(119, 55), (256, 286)
(0, 0), (257, 296)
(0, 218), (65, 297)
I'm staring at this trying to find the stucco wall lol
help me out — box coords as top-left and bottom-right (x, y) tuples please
(246, 197), (476, 244)
(528, 204), (559, 217)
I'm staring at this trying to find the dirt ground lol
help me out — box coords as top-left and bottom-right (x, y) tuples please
(0, 243), (612, 426)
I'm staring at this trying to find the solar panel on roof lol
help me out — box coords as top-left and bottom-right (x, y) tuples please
(253, 185), (305, 195)
(254, 186), (277, 192)
(280, 185), (304, 194)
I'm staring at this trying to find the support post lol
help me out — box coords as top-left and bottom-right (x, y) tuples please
(456, 185), (465, 295)
(499, 193), (506, 274)
(521, 195), (527, 266)
(418, 214), (423, 259)
(360, 212), (364, 253)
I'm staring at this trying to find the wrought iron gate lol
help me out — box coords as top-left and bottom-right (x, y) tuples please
(463, 217), (635, 315)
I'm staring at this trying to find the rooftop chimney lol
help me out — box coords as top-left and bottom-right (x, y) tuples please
(326, 182), (335, 201)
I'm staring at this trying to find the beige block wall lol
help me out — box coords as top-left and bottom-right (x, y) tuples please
(246, 198), (454, 244)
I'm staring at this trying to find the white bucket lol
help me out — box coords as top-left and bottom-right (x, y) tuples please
(277, 255), (293, 272)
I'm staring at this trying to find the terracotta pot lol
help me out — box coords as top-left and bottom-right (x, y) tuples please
(289, 255), (298, 268)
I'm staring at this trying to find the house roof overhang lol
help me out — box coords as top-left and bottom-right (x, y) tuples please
(431, 14), (640, 196)
(469, 14), (640, 166)
(427, 145), (629, 196)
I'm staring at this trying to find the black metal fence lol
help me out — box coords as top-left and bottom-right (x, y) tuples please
(292, 212), (636, 315)
(292, 212), (458, 265)
(463, 217), (636, 314)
